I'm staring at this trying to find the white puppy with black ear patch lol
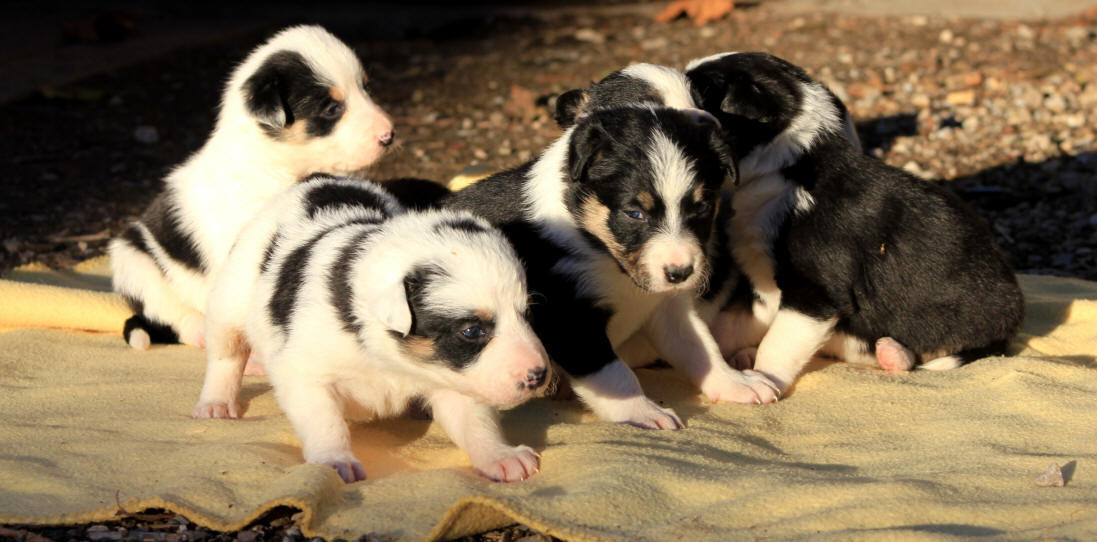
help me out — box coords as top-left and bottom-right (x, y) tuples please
(109, 25), (394, 351)
(194, 176), (550, 484)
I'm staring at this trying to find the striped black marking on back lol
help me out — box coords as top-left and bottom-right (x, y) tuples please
(267, 233), (325, 333)
(305, 182), (394, 219)
(260, 232), (280, 274)
(432, 217), (489, 235)
(328, 226), (382, 335)
(140, 192), (206, 273)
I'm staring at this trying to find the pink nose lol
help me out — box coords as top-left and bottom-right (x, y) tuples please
(378, 130), (394, 147)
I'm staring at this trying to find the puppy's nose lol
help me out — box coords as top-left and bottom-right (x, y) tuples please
(524, 367), (547, 389)
(664, 264), (694, 284)
(378, 130), (395, 147)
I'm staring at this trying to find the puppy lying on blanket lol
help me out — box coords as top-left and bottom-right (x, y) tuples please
(109, 25), (394, 350)
(194, 176), (550, 483)
(443, 106), (779, 432)
(684, 52), (1025, 400)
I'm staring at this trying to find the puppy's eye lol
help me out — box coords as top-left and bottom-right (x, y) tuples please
(460, 325), (487, 341)
(625, 209), (647, 221)
(320, 102), (345, 119)
(694, 200), (711, 215)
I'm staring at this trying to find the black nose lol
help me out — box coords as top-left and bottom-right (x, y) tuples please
(664, 264), (693, 284)
(379, 130), (395, 147)
(524, 367), (547, 389)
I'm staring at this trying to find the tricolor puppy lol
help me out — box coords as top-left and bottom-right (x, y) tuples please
(443, 106), (779, 431)
(109, 25), (394, 350)
(193, 176), (550, 483)
(685, 51), (1025, 400)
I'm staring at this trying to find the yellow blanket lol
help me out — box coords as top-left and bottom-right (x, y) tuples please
(1, 258), (1095, 540)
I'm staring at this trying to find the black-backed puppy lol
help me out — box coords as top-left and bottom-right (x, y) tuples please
(685, 51), (1025, 399)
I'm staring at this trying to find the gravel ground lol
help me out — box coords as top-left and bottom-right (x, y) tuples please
(3, 2), (1097, 541)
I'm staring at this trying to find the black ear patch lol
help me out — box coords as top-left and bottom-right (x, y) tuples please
(243, 50), (342, 138)
(554, 88), (590, 129)
(567, 118), (609, 183)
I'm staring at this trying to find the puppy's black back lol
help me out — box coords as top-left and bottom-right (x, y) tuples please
(777, 133), (1024, 359)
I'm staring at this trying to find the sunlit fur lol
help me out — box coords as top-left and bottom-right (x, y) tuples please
(109, 25), (394, 350)
(194, 177), (548, 483)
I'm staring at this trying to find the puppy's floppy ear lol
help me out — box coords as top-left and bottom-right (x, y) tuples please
(364, 277), (413, 336)
(554, 88), (590, 129)
(243, 50), (310, 130)
(566, 117), (609, 183)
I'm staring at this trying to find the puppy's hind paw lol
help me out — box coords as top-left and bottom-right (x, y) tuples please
(323, 459), (367, 483)
(192, 400), (240, 419)
(474, 445), (541, 483)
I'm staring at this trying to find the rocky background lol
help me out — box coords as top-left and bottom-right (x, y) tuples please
(3, 1), (1096, 540)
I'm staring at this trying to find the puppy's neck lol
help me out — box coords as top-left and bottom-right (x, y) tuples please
(522, 131), (590, 252)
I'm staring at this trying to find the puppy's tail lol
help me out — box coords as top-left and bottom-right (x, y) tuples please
(122, 313), (180, 350)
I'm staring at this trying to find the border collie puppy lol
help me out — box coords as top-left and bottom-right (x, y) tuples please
(443, 106), (779, 431)
(684, 51), (1025, 401)
(109, 25), (394, 350)
(193, 176), (550, 483)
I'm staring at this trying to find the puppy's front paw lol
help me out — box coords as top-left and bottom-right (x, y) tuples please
(473, 445), (541, 483)
(742, 369), (782, 404)
(308, 452), (367, 483)
(192, 400), (240, 419)
(618, 397), (683, 430)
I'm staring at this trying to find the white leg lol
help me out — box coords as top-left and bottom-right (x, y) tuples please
(428, 389), (539, 482)
(647, 295), (779, 404)
(752, 309), (838, 399)
(192, 323), (249, 419)
(571, 360), (683, 430)
(269, 367), (364, 483)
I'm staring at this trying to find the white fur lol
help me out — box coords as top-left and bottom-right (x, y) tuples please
(752, 310), (838, 399)
(621, 63), (696, 110)
(684, 52), (737, 73)
(570, 360), (682, 430)
(737, 79), (842, 182)
(195, 179), (547, 483)
(110, 25), (393, 348)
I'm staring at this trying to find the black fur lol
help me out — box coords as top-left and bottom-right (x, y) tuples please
(400, 265), (493, 370)
(140, 192), (206, 273)
(268, 233), (323, 333)
(433, 217), (490, 235)
(328, 227), (381, 336)
(443, 107), (730, 378)
(555, 70), (670, 128)
(244, 50), (344, 139)
(123, 313), (180, 345)
(304, 180), (397, 219)
(379, 178), (452, 210)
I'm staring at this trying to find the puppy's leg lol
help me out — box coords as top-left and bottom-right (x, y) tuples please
(570, 360), (683, 430)
(647, 294), (779, 404)
(110, 236), (205, 348)
(751, 309), (838, 400)
(192, 323), (249, 419)
(269, 364), (365, 483)
(428, 389), (539, 482)
(709, 304), (769, 362)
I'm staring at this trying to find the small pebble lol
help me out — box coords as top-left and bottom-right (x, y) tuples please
(1035, 463), (1065, 487)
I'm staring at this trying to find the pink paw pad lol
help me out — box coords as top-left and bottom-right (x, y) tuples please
(875, 337), (915, 372)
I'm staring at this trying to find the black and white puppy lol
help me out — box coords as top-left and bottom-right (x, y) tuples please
(109, 25), (394, 350)
(685, 51), (1025, 400)
(443, 106), (779, 431)
(554, 63), (697, 128)
(194, 176), (550, 483)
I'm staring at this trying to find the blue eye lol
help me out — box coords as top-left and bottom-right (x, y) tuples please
(321, 102), (345, 119)
(460, 326), (486, 341)
(625, 209), (647, 221)
(694, 201), (710, 215)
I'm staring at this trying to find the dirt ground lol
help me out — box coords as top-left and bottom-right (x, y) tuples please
(3, 1), (1097, 540)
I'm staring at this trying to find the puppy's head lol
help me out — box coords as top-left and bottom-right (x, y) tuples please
(228, 25), (394, 174)
(565, 107), (732, 293)
(684, 51), (858, 175)
(361, 211), (549, 407)
(555, 63), (696, 129)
